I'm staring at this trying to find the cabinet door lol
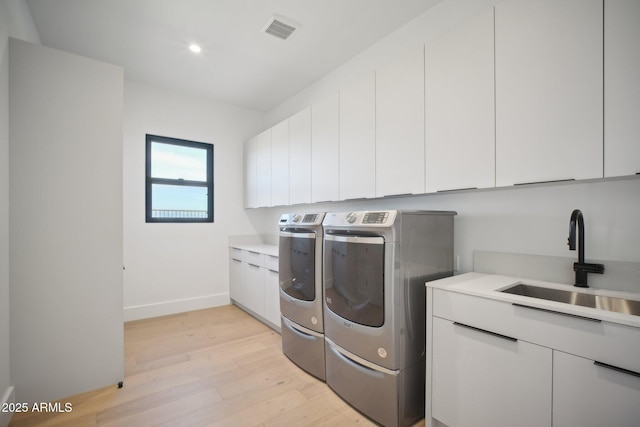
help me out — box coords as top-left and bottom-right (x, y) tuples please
(495, 0), (603, 186)
(431, 317), (552, 427)
(271, 119), (290, 206)
(604, 0), (640, 177)
(289, 108), (312, 205)
(425, 9), (495, 192)
(339, 73), (376, 200)
(244, 136), (258, 208)
(376, 48), (425, 197)
(263, 268), (281, 327)
(255, 129), (272, 207)
(244, 262), (265, 317)
(553, 350), (640, 427)
(229, 256), (244, 303)
(311, 94), (340, 202)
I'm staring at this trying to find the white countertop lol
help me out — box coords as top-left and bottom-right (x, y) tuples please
(427, 272), (640, 328)
(230, 243), (278, 257)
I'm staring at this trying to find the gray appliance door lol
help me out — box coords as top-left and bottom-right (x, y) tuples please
(279, 231), (316, 301)
(323, 234), (385, 327)
(279, 230), (324, 332)
(281, 316), (325, 381)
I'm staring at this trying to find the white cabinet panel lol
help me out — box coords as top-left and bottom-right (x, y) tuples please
(229, 247), (279, 329)
(605, 0), (640, 177)
(376, 48), (425, 197)
(432, 317), (552, 427)
(553, 350), (640, 427)
(244, 262), (265, 316)
(495, 0), (603, 186)
(244, 136), (258, 208)
(425, 9), (495, 192)
(271, 119), (290, 206)
(264, 268), (281, 327)
(229, 257), (245, 303)
(311, 94), (340, 202)
(289, 108), (312, 205)
(255, 129), (272, 207)
(339, 73), (376, 200)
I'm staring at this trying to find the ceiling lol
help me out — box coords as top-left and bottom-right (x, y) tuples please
(26, 0), (442, 112)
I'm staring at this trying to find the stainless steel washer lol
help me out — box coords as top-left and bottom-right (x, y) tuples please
(323, 210), (456, 427)
(278, 212), (326, 380)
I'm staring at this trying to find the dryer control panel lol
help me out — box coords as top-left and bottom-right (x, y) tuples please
(323, 210), (397, 227)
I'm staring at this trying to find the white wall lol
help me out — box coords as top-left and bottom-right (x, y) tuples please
(249, 0), (640, 293)
(10, 38), (124, 404)
(123, 80), (265, 321)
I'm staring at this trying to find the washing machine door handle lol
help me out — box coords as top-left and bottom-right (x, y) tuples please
(280, 231), (315, 239)
(324, 234), (384, 245)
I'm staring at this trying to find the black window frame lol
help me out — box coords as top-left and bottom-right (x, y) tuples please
(145, 134), (214, 223)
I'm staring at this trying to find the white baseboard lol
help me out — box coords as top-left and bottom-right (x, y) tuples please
(0, 386), (15, 427)
(124, 293), (230, 322)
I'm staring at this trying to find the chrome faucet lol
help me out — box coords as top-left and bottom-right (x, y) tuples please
(568, 209), (604, 288)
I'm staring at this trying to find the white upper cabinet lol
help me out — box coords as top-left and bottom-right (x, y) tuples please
(289, 108), (312, 205)
(604, 0), (640, 177)
(311, 94), (340, 202)
(376, 48), (425, 197)
(425, 9), (495, 193)
(244, 135), (258, 208)
(256, 129), (272, 207)
(271, 119), (290, 206)
(495, 0), (603, 186)
(339, 73), (376, 200)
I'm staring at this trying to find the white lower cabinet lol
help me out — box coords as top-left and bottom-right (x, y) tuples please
(228, 246), (279, 330)
(427, 286), (640, 427)
(431, 317), (552, 427)
(553, 350), (640, 427)
(263, 268), (280, 326)
(229, 252), (245, 303)
(244, 260), (265, 317)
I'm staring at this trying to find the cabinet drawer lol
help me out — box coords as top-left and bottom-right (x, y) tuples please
(245, 250), (263, 266)
(229, 247), (243, 261)
(433, 289), (640, 373)
(264, 254), (279, 272)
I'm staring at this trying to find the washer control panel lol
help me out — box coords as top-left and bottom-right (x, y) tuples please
(279, 212), (325, 226)
(323, 210), (397, 227)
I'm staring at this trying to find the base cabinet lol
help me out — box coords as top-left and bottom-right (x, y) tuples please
(263, 266), (280, 326)
(228, 246), (279, 330)
(431, 317), (552, 427)
(553, 350), (640, 427)
(427, 284), (640, 427)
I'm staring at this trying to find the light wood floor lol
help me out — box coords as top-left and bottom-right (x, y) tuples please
(9, 305), (426, 427)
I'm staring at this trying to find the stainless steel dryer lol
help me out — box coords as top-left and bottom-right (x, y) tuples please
(278, 212), (326, 380)
(323, 210), (455, 427)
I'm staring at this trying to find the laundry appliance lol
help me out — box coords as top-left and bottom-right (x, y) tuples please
(278, 212), (326, 380)
(322, 210), (455, 427)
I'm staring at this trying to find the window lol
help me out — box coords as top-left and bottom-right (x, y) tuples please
(145, 134), (214, 223)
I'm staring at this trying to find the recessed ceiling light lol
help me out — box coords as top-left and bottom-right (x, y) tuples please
(189, 44), (202, 54)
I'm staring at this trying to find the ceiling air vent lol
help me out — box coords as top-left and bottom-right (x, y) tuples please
(263, 16), (298, 40)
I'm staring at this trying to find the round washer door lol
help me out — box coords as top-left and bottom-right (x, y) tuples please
(323, 234), (385, 327)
